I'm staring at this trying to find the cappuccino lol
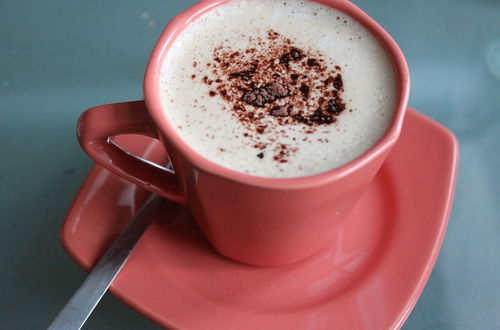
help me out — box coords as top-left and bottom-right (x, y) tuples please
(159, 0), (397, 178)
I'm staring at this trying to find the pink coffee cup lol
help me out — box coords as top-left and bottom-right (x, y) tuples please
(78, 0), (409, 266)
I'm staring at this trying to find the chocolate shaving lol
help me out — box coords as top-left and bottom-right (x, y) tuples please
(270, 104), (291, 117)
(307, 58), (320, 67)
(290, 48), (303, 60)
(299, 84), (310, 99)
(333, 74), (343, 90)
(327, 98), (345, 114)
(230, 70), (255, 81)
(241, 83), (289, 107)
(280, 53), (291, 65)
(256, 125), (267, 134)
(310, 109), (334, 124)
(293, 113), (308, 124)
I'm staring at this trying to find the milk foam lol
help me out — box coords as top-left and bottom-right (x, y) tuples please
(159, 0), (397, 178)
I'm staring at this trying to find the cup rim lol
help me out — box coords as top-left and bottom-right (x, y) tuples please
(144, 0), (410, 189)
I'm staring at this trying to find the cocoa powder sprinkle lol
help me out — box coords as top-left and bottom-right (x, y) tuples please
(195, 29), (348, 164)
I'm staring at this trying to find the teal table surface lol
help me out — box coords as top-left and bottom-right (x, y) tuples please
(1, 0), (498, 329)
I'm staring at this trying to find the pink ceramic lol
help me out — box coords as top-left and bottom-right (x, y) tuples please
(62, 109), (458, 330)
(77, 0), (410, 266)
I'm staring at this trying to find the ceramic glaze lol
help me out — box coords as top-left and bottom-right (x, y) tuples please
(78, 0), (410, 266)
(64, 110), (459, 329)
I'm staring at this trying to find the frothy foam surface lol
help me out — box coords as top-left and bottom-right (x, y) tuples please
(159, 0), (397, 178)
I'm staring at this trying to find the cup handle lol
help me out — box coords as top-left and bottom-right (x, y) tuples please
(77, 100), (186, 204)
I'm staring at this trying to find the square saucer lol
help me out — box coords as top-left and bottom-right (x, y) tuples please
(61, 109), (458, 329)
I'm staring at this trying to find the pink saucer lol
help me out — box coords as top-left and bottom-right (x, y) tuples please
(61, 108), (458, 330)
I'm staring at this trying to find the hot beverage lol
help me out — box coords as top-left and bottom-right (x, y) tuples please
(159, 0), (397, 178)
